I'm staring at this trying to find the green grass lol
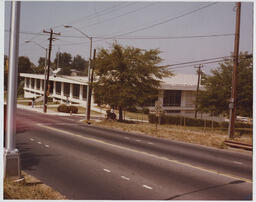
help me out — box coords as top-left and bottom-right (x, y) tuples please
(47, 105), (102, 115)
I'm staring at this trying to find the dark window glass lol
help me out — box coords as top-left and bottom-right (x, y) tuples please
(26, 78), (29, 88)
(36, 79), (40, 90)
(73, 84), (80, 99)
(49, 81), (54, 93)
(31, 78), (35, 89)
(83, 85), (87, 100)
(163, 90), (181, 106)
(56, 82), (61, 95)
(64, 83), (70, 97)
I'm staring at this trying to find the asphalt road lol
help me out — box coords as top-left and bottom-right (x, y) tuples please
(15, 108), (252, 200)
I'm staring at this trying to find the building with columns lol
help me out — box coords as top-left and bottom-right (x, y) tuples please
(20, 73), (204, 115)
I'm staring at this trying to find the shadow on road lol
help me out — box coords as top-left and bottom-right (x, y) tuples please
(165, 180), (252, 200)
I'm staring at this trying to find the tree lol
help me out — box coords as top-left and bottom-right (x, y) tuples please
(34, 57), (47, 74)
(54, 52), (72, 75)
(197, 52), (252, 117)
(71, 54), (89, 74)
(93, 43), (172, 121)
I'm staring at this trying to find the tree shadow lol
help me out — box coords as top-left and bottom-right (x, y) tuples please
(165, 180), (251, 200)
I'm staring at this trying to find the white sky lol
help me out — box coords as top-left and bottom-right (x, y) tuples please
(3, 1), (254, 75)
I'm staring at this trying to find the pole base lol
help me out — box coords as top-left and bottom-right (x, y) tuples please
(4, 148), (21, 180)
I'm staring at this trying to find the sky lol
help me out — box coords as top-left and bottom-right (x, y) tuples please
(3, 1), (254, 76)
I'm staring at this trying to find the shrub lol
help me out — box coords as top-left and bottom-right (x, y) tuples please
(57, 104), (68, 113)
(57, 104), (78, 114)
(106, 110), (116, 120)
(148, 113), (252, 129)
(68, 106), (78, 114)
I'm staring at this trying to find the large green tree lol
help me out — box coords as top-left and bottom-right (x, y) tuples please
(72, 54), (89, 74)
(55, 52), (72, 75)
(197, 52), (252, 117)
(93, 43), (172, 121)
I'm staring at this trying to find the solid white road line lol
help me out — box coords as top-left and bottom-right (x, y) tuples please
(36, 123), (252, 183)
(121, 176), (130, 181)
(103, 169), (111, 173)
(142, 185), (152, 190)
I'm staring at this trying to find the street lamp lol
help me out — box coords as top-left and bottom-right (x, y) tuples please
(64, 25), (92, 122)
(25, 40), (48, 113)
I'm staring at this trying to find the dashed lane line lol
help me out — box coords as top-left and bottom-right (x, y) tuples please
(103, 169), (111, 173)
(36, 123), (252, 184)
(37, 142), (42, 144)
(234, 161), (243, 165)
(121, 176), (130, 181)
(45, 145), (50, 148)
(142, 185), (153, 190)
(30, 138), (34, 141)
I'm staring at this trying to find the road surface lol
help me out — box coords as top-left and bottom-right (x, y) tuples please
(15, 108), (252, 200)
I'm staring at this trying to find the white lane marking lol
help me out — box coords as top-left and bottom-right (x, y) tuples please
(45, 145), (50, 148)
(135, 139), (141, 142)
(148, 142), (154, 145)
(103, 169), (111, 173)
(124, 137), (130, 139)
(121, 176), (130, 181)
(36, 123), (252, 184)
(30, 138), (34, 141)
(142, 185), (152, 190)
(37, 142), (42, 144)
(234, 161), (243, 165)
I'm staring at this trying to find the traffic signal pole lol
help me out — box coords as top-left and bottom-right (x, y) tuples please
(4, 1), (21, 179)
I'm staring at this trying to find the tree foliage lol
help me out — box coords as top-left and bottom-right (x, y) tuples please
(93, 43), (172, 121)
(197, 52), (252, 117)
(72, 55), (89, 73)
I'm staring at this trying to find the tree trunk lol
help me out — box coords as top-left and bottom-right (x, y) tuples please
(119, 107), (123, 121)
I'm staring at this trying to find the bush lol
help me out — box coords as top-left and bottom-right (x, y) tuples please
(57, 104), (78, 114)
(142, 108), (150, 114)
(148, 113), (252, 129)
(106, 110), (116, 120)
(57, 104), (68, 113)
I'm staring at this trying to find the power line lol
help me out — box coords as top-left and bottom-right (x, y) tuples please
(111, 2), (218, 37)
(84, 3), (156, 29)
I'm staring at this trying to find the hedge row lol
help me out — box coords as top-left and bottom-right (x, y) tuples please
(148, 114), (251, 128)
(57, 104), (78, 114)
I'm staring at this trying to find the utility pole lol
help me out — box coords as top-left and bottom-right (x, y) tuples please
(87, 49), (96, 123)
(195, 64), (202, 118)
(43, 29), (60, 113)
(228, 2), (241, 139)
(4, 1), (21, 179)
(86, 37), (93, 121)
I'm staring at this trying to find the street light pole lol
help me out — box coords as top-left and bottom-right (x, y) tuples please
(4, 1), (21, 179)
(64, 25), (92, 121)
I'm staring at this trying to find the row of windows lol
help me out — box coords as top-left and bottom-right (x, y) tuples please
(25, 78), (87, 100)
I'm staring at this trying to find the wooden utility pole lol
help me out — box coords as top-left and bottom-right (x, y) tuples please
(228, 2), (241, 139)
(195, 64), (202, 118)
(43, 29), (60, 113)
(87, 49), (96, 123)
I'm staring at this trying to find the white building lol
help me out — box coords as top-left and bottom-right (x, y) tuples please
(20, 73), (204, 115)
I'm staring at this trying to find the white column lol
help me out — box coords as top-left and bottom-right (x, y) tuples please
(29, 78), (32, 89)
(53, 81), (56, 96)
(61, 82), (64, 97)
(70, 83), (73, 99)
(79, 84), (83, 101)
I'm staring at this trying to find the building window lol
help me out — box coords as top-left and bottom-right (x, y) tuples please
(42, 80), (44, 90)
(56, 82), (61, 95)
(64, 83), (70, 97)
(163, 90), (181, 106)
(31, 78), (35, 89)
(49, 81), (54, 93)
(73, 84), (80, 99)
(83, 85), (87, 100)
(26, 78), (30, 88)
(164, 110), (181, 113)
(36, 79), (40, 90)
